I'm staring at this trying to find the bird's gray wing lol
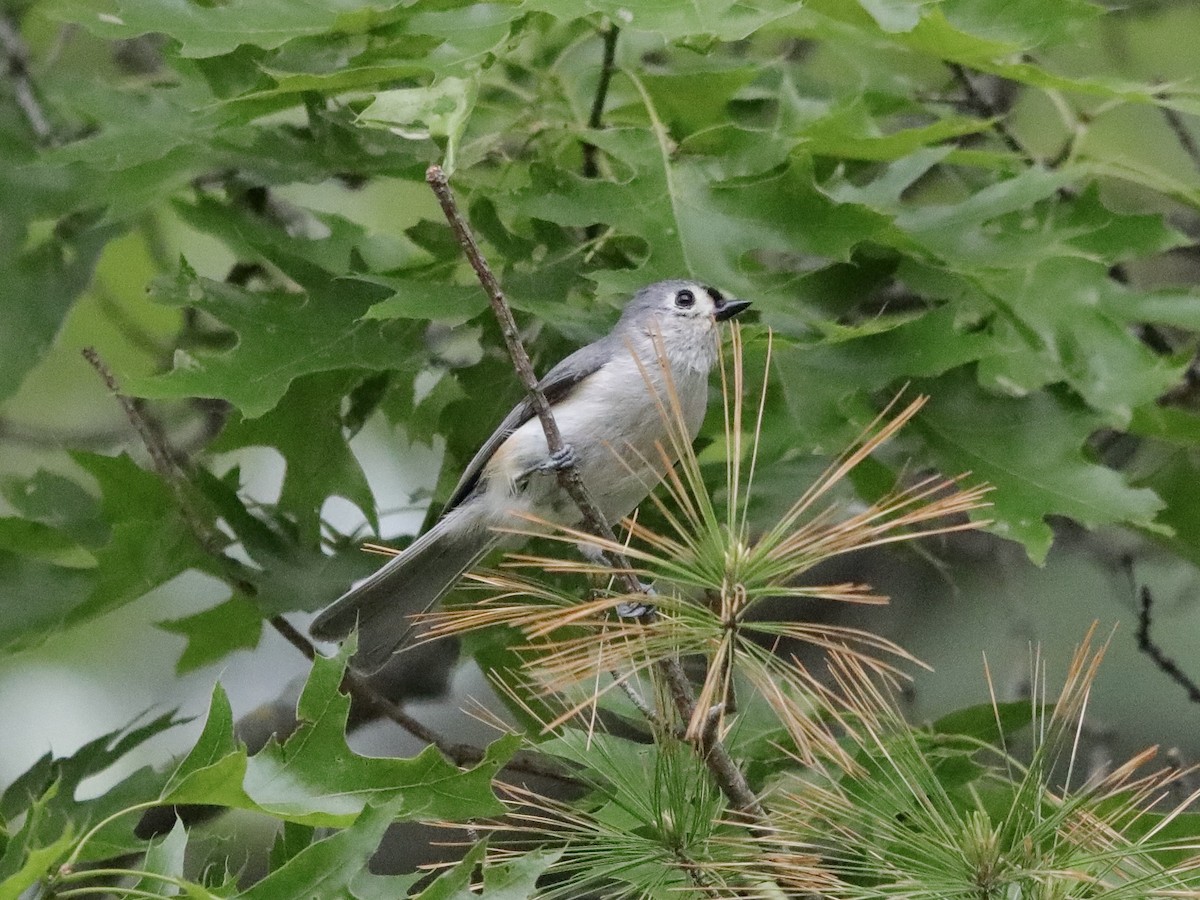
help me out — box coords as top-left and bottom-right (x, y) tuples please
(443, 337), (612, 512)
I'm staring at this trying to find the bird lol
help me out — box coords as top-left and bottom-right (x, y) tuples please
(310, 279), (751, 672)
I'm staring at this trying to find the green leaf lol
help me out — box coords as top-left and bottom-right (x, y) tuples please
(267, 821), (316, 873)
(972, 258), (1187, 423)
(1056, 184), (1189, 263)
(132, 818), (192, 898)
(243, 644), (514, 825)
(0, 713), (183, 884)
(0, 220), (116, 405)
(66, 453), (216, 627)
(240, 801), (418, 900)
(159, 645), (515, 826)
(412, 842), (560, 900)
(640, 65), (760, 136)
(0, 470), (108, 548)
(507, 126), (893, 301)
(527, 0), (798, 40)
(1131, 449), (1200, 570)
(794, 97), (995, 162)
(0, 518), (95, 569)
(362, 279), (490, 324)
(359, 77), (478, 174)
(158, 595), (264, 674)
(129, 261), (425, 418)
(49, 0), (410, 58)
(772, 305), (996, 452)
(212, 371), (379, 543)
(915, 370), (1166, 562)
(0, 553), (96, 652)
(409, 840), (486, 900)
(0, 786), (75, 900)
(1, 711), (182, 822)
(932, 701), (1033, 745)
(160, 683), (255, 810)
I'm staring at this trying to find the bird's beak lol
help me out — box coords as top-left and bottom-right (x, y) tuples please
(713, 298), (752, 322)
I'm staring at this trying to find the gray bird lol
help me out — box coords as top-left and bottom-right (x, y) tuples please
(310, 280), (751, 671)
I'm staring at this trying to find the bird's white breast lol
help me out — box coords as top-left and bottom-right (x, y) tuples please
(477, 340), (712, 531)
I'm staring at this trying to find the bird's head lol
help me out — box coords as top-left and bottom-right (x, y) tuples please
(621, 279), (751, 330)
(616, 278), (752, 371)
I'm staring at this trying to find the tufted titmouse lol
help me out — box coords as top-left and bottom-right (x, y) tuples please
(310, 279), (751, 671)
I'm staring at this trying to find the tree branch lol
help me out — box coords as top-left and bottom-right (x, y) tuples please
(582, 23), (619, 180)
(269, 615), (579, 785)
(1161, 103), (1200, 174)
(424, 164), (767, 826)
(81, 347), (579, 809)
(0, 13), (53, 144)
(947, 62), (1025, 158)
(1136, 584), (1200, 704)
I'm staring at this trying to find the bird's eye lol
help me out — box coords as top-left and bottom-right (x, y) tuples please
(674, 289), (696, 309)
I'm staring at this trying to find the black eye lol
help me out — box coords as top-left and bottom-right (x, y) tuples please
(674, 289), (695, 309)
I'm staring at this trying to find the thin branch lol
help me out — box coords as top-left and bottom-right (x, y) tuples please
(582, 23), (619, 179)
(947, 64), (1077, 206)
(1161, 103), (1200, 174)
(425, 164), (631, 569)
(947, 62), (1025, 158)
(424, 164), (767, 826)
(1136, 584), (1200, 704)
(0, 13), (53, 144)
(270, 616), (580, 785)
(82, 347), (218, 555)
(82, 347), (579, 791)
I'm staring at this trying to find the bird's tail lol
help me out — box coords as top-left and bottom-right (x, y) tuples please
(310, 517), (494, 673)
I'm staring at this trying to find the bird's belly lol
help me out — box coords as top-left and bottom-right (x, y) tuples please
(478, 359), (708, 530)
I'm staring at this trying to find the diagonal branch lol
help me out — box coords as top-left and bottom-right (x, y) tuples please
(1136, 584), (1200, 705)
(1161, 103), (1200, 174)
(947, 62), (1025, 158)
(81, 347), (580, 806)
(0, 13), (53, 144)
(425, 164), (767, 826)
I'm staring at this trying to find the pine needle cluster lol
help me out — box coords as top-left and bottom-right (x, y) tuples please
(421, 327), (1200, 898)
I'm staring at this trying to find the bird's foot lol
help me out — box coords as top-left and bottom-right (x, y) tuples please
(540, 443), (578, 473)
(617, 581), (656, 618)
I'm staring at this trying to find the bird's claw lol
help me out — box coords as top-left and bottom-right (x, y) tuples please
(617, 582), (656, 618)
(541, 443), (578, 473)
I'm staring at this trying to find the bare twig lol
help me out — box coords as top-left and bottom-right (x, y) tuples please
(82, 347), (577, 790)
(947, 63), (1025, 158)
(270, 616), (579, 785)
(424, 164), (767, 826)
(582, 23), (619, 179)
(82, 347), (218, 554)
(1161, 103), (1200, 174)
(425, 165), (633, 569)
(947, 64), (1077, 206)
(1136, 584), (1200, 704)
(0, 13), (53, 144)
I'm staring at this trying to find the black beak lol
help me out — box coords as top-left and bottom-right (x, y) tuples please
(714, 298), (752, 322)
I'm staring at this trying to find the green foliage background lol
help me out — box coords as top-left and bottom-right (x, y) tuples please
(2, 0), (1200, 893)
